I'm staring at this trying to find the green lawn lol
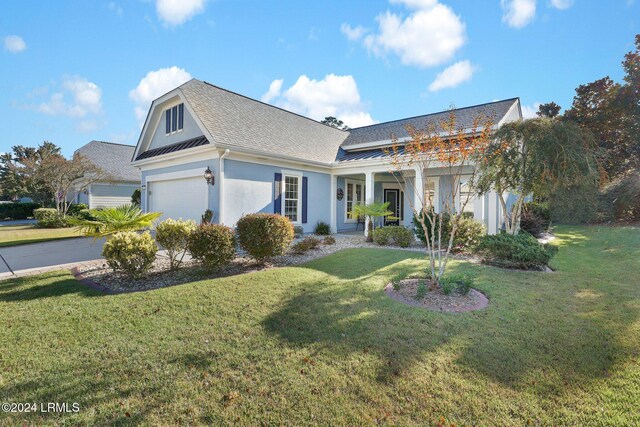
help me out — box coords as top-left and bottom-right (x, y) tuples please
(1, 225), (639, 425)
(0, 225), (81, 247)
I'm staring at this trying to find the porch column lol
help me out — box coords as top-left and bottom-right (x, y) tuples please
(330, 174), (337, 233)
(364, 171), (375, 237)
(413, 167), (423, 214)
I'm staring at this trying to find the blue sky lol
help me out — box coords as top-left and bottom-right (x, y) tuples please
(1, 0), (638, 155)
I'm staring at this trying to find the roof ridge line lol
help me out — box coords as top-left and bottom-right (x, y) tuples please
(349, 97), (520, 130)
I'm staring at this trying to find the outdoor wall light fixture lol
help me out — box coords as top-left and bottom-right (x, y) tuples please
(141, 185), (146, 191)
(204, 166), (214, 185)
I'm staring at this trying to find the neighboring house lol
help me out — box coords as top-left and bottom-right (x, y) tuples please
(73, 141), (140, 209)
(132, 79), (522, 235)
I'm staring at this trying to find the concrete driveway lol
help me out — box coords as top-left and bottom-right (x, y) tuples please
(0, 237), (105, 276)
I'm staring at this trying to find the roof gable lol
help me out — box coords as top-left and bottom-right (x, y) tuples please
(178, 80), (349, 164)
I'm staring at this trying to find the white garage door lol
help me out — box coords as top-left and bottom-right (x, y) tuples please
(148, 177), (208, 222)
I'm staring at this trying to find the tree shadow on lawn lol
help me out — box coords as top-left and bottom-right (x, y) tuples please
(0, 359), (165, 426)
(0, 271), (103, 302)
(263, 248), (637, 394)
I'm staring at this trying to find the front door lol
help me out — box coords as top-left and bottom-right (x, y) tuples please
(384, 189), (401, 226)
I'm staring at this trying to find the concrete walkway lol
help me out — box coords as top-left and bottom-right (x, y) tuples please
(0, 237), (105, 279)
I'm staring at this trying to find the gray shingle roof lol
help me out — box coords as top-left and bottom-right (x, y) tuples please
(179, 79), (349, 164)
(75, 141), (139, 182)
(341, 98), (519, 148)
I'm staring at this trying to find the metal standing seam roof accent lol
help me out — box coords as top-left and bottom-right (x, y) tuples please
(134, 135), (210, 161)
(335, 147), (407, 163)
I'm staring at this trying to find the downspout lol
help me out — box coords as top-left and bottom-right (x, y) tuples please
(218, 149), (230, 225)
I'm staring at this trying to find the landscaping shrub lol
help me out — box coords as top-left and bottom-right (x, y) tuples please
(201, 209), (214, 225)
(599, 170), (640, 222)
(0, 202), (40, 220)
(67, 203), (89, 217)
(236, 213), (294, 263)
(323, 236), (336, 245)
(33, 208), (69, 228)
(102, 231), (158, 278)
(413, 211), (484, 252)
(155, 219), (197, 270)
(519, 202), (550, 237)
(440, 273), (473, 295)
(371, 226), (415, 248)
(186, 224), (237, 270)
(314, 221), (331, 235)
(290, 236), (322, 255)
(75, 209), (95, 221)
(416, 280), (427, 299)
(131, 189), (141, 206)
(293, 225), (304, 238)
(475, 232), (558, 270)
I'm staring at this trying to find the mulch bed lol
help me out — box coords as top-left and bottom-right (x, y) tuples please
(384, 278), (489, 313)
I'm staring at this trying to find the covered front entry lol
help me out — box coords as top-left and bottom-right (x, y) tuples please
(383, 188), (402, 226)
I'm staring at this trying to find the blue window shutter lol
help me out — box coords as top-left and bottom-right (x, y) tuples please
(302, 176), (308, 224)
(165, 110), (170, 134)
(178, 103), (184, 130)
(274, 173), (282, 214)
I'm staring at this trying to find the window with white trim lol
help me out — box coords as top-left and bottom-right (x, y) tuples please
(165, 103), (184, 135)
(423, 177), (439, 211)
(283, 175), (301, 223)
(459, 176), (475, 214)
(345, 179), (365, 222)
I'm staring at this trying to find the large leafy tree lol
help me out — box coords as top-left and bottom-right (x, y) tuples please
(477, 118), (599, 234)
(537, 102), (561, 118)
(565, 35), (640, 178)
(0, 142), (61, 205)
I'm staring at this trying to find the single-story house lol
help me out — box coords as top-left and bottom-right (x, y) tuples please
(131, 79), (522, 235)
(73, 141), (141, 209)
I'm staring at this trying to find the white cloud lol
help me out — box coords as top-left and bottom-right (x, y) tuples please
(549, 0), (573, 9)
(156, 0), (206, 27)
(129, 66), (192, 123)
(108, 2), (123, 16)
(4, 35), (27, 53)
(37, 76), (102, 118)
(428, 60), (476, 92)
(261, 79), (283, 103)
(521, 102), (541, 119)
(345, 0), (466, 68)
(263, 74), (376, 128)
(341, 23), (367, 41)
(502, 0), (536, 28)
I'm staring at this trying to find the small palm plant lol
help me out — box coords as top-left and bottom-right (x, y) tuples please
(348, 202), (396, 241)
(71, 204), (162, 239)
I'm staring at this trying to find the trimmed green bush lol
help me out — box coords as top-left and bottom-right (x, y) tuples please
(131, 189), (141, 207)
(413, 211), (485, 252)
(416, 280), (427, 300)
(475, 232), (558, 270)
(600, 170), (640, 222)
(440, 273), (473, 295)
(186, 224), (237, 270)
(290, 236), (322, 255)
(33, 208), (69, 228)
(371, 226), (415, 248)
(0, 202), (40, 220)
(452, 216), (486, 252)
(67, 203), (89, 217)
(314, 221), (331, 235)
(236, 213), (294, 263)
(102, 231), (158, 278)
(156, 219), (197, 270)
